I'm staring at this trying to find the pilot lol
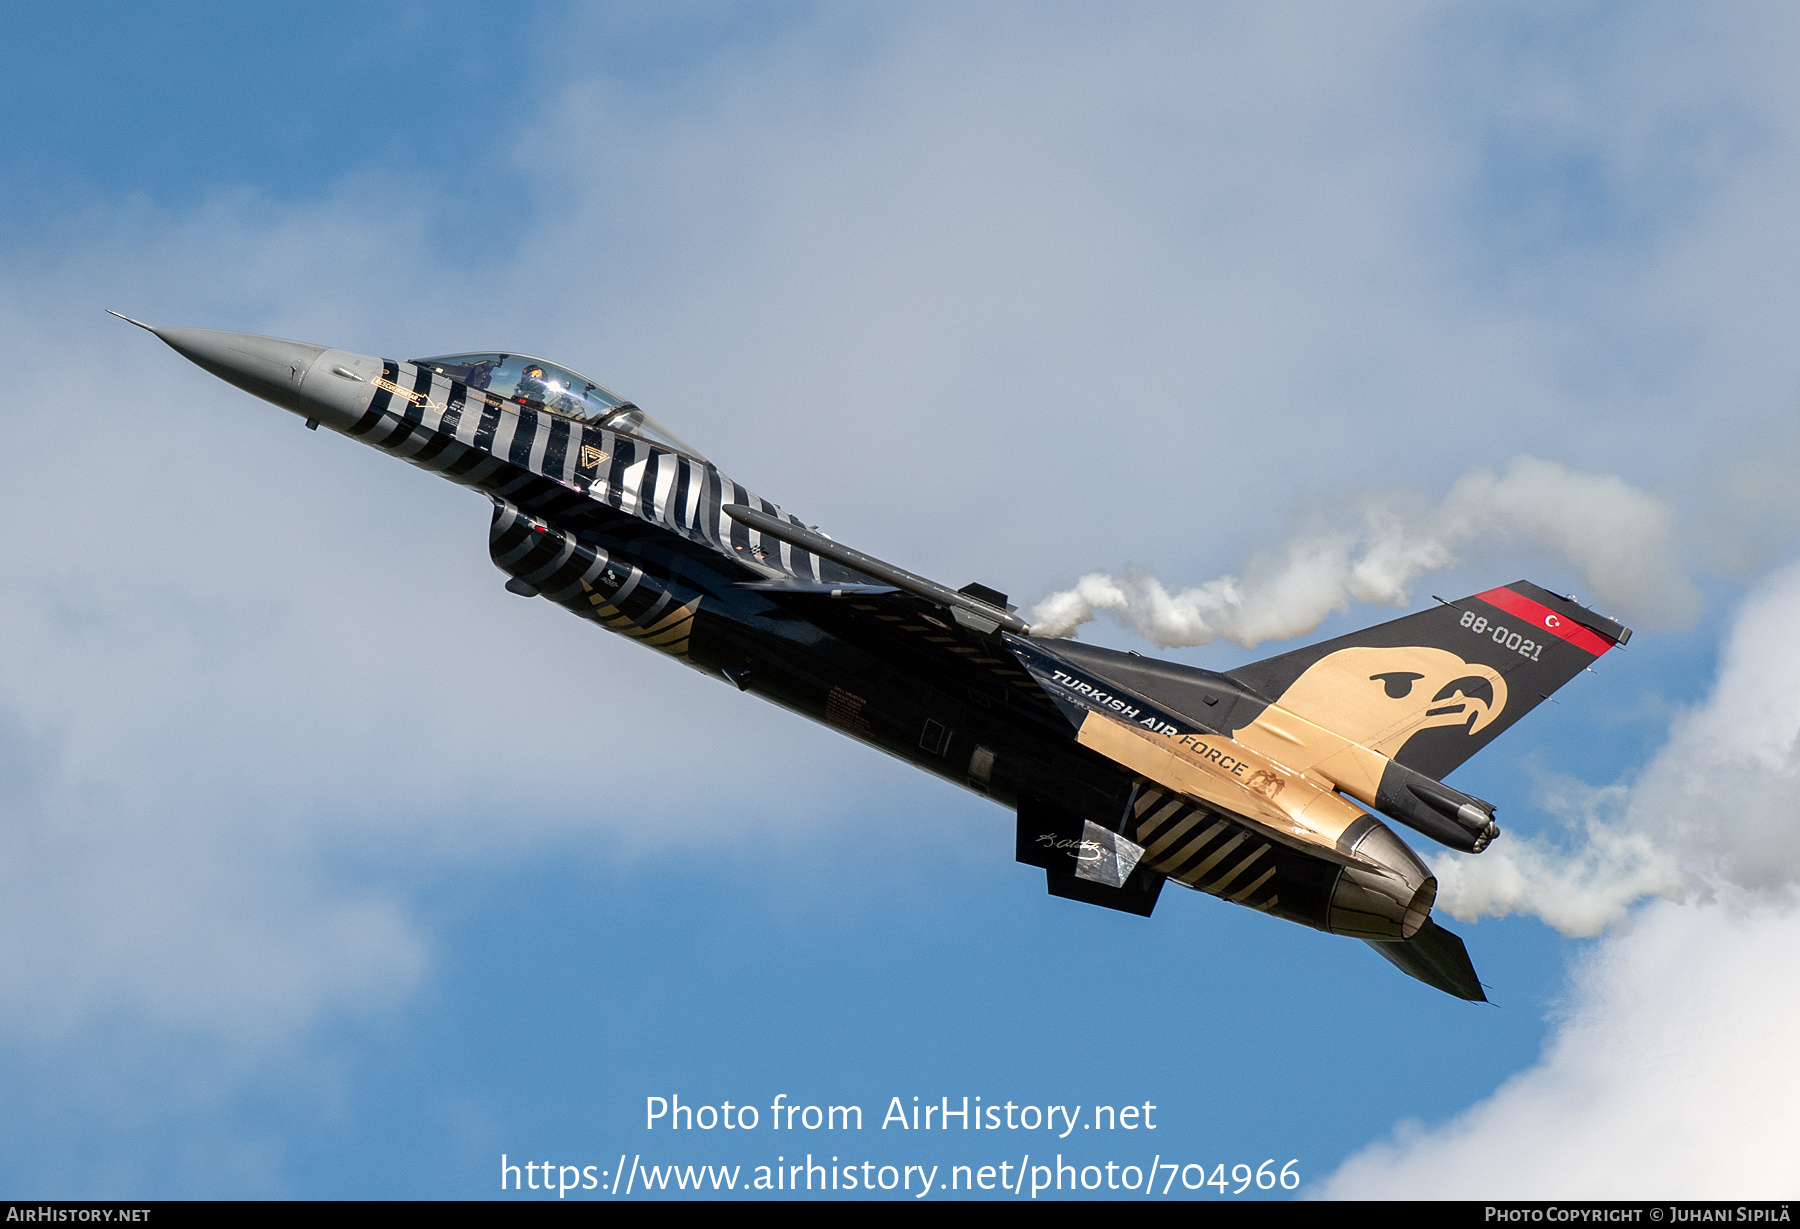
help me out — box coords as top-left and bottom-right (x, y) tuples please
(517, 363), (550, 408)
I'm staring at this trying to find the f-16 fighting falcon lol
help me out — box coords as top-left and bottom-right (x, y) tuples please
(115, 313), (1633, 1001)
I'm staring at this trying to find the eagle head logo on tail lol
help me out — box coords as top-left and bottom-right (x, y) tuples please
(1270, 645), (1508, 758)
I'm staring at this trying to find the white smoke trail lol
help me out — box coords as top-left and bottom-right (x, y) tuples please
(1432, 563), (1800, 935)
(1318, 899), (1800, 1198)
(1030, 455), (1698, 647)
(1429, 780), (1684, 937)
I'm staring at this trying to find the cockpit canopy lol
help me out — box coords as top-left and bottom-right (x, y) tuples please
(411, 352), (702, 460)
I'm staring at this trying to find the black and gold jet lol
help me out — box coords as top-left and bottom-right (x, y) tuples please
(119, 315), (1632, 1001)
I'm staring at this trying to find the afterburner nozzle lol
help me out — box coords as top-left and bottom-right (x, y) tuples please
(1326, 821), (1437, 941)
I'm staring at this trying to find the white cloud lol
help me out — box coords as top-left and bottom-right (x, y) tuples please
(1323, 564), (1800, 1197)
(1317, 898), (1800, 1199)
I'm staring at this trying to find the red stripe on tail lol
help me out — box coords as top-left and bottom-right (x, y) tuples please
(1475, 587), (1617, 656)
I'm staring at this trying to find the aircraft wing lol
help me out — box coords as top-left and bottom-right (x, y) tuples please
(735, 581), (1065, 718)
(722, 505), (1028, 633)
(721, 506), (1063, 716)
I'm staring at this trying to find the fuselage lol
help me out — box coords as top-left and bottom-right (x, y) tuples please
(133, 322), (1485, 995)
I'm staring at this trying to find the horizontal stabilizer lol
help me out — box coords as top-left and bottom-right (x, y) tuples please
(1364, 918), (1486, 1001)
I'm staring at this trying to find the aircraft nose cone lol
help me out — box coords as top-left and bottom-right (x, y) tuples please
(149, 326), (332, 414)
(113, 312), (386, 430)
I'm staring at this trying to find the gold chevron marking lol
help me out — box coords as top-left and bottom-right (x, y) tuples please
(1229, 866), (1278, 903)
(1159, 820), (1228, 872)
(643, 621), (694, 648)
(574, 579), (701, 660)
(1142, 811), (1208, 862)
(1179, 831), (1248, 886)
(1141, 797), (1186, 833)
(1207, 844), (1271, 895)
(585, 599), (635, 629)
(644, 599), (699, 636)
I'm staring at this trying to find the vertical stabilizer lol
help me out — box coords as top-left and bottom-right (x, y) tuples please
(1228, 582), (1629, 779)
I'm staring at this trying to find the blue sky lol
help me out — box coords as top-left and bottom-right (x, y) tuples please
(2, 1), (1797, 1200)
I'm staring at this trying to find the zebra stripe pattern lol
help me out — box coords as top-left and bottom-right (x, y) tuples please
(348, 360), (847, 585)
(488, 500), (699, 661)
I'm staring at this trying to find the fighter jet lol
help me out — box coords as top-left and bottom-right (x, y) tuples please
(115, 314), (1632, 1001)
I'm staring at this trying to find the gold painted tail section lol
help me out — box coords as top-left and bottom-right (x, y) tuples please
(1225, 644), (1505, 810)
